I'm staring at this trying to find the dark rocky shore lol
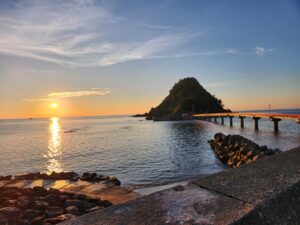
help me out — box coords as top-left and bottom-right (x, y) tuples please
(0, 172), (120, 185)
(208, 133), (281, 167)
(0, 172), (121, 225)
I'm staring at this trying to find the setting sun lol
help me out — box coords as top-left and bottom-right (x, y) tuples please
(50, 103), (58, 109)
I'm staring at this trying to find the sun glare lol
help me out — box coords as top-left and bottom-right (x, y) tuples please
(50, 102), (58, 109)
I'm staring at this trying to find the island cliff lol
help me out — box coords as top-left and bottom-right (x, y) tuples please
(146, 77), (229, 120)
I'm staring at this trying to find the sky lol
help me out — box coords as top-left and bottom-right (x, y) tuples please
(0, 0), (299, 119)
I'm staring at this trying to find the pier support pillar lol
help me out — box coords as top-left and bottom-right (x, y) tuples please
(221, 117), (224, 125)
(239, 116), (245, 128)
(214, 117), (218, 123)
(253, 117), (261, 131)
(271, 118), (281, 133)
(208, 117), (211, 122)
(229, 116), (233, 127)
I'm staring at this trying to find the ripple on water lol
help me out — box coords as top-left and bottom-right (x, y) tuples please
(0, 114), (299, 185)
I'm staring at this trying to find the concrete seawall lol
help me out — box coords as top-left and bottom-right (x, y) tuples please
(60, 146), (300, 225)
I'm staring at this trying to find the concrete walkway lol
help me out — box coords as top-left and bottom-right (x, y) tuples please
(60, 146), (300, 225)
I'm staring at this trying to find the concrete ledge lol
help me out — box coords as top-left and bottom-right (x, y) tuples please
(192, 146), (300, 205)
(59, 146), (300, 225)
(60, 184), (253, 225)
(232, 181), (300, 225)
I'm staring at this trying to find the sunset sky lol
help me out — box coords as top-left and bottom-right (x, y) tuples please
(0, 0), (299, 119)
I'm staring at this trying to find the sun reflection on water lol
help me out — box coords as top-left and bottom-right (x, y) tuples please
(45, 117), (63, 174)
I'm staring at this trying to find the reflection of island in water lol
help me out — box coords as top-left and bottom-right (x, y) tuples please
(45, 117), (63, 174)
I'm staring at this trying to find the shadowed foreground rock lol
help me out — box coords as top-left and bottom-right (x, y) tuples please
(0, 172), (132, 225)
(60, 146), (300, 225)
(0, 186), (112, 225)
(2, 172), (121, 185)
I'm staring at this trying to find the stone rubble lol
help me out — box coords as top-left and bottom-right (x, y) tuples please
(0, 172), (121, 225)
(0, 186), (112, 225)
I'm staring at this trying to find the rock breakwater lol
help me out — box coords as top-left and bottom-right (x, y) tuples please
(208, 133), (281, 168)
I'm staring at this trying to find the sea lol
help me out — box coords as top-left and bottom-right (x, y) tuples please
(0, 109), (299, 186)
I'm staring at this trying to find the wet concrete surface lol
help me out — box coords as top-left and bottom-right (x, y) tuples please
(192, 146), (300, 205)
(60, 184), (253, 225)
(59, 146), (300, 225)
(232, 180), (300, 225)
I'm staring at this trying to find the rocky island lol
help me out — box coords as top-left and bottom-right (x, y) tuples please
(145, 77), (229, 121)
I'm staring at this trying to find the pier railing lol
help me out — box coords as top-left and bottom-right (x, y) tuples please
(193, 112), (300, 132)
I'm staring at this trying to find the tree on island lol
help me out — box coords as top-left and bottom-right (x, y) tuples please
(146, 77), (230, 120)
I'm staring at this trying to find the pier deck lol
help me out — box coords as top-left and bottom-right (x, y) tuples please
(193, 112), (300, 132)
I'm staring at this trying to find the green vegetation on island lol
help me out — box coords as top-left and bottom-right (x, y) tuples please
(146, 77), (230, 120)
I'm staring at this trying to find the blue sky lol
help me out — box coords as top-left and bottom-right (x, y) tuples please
(0, 0), (299, 118)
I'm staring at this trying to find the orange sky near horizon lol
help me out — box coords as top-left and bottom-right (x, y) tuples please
(0, 93), (299, 119)
(0, 0), (300, 120)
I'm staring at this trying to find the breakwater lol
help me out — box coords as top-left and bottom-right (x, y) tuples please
(208, 133), (281, 167)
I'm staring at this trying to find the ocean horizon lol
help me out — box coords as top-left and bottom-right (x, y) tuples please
(1, 108), (300, 121)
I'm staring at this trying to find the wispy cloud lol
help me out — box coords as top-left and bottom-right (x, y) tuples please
(255, 47), (274, 55)
(0, 1), (275, 67)
(23, 88), (111, 101)
(23, 98), (49, 102)
(48, 88), (111, 98)
(0, 0), (198, 67)
(148, 47), (274, 59)
(225, 47), (275, 56)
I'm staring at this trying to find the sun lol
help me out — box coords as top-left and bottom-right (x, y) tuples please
(50, 102), (58, 109)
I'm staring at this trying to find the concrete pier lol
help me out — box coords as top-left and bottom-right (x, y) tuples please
(221, 116), (224, 125)
(253, 117), (261, 130)
(229, 116), (233, 127)
(271, 118), (281, 133)
(193, 112), (300, 132)
(239, 116), (245, 128)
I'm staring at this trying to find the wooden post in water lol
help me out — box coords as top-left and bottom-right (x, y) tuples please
(208, 117), (211, 122)
(253, 117), (261, 130)
(271, 118), (281, 133)
(239, 116), (245, 128)
(214, 117), (218, 123)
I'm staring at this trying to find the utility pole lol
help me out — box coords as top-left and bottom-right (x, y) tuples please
(269, 104), (271, 115)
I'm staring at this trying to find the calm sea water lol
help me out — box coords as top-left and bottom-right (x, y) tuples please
(0, 109), (299, 185)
